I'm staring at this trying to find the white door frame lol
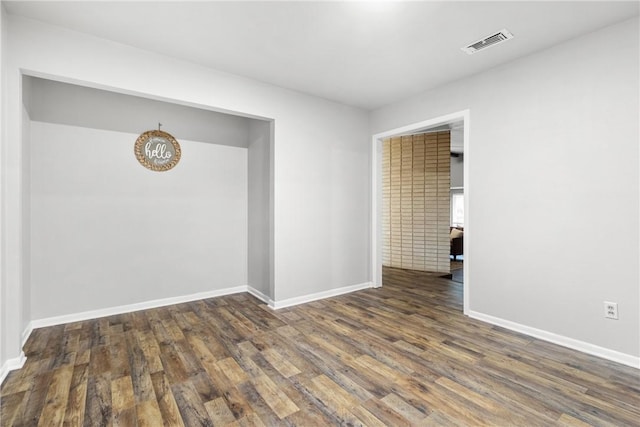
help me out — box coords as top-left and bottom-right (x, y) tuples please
(370, 109), (470, 314)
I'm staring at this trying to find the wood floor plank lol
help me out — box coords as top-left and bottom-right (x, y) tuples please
(111, 376), (135, 416)
(217, 357), (250, 385)
(358, 397), (413, 427)
(0, 371), (29, 398)
(112, 407), (137, 427)
(63, 363), (89, 427)
(125, 332), (156, 404)
(556, 413), (597, 427)
(380, 392), (429, 424)
(203, 397), (236, 426)
(83, 373), (112, 427)
(273, 377), (337, 426)
(157, 341), (190, 385)
(235, 381), (281, 426)
(349, 404), (390, 427)
(171, 382), (212, 427)
(236, 412), (266, 427)
(109, 333), (130, 380)
(149, 371), (184, 427)
(189, 342), (252, 421)
(3, 266), (639, 426)
(10, 368), (53, 427)
(135, 398), (164, 427)
(260, 348), (301, 378)
(250, 374), (299, 419)
(190, 371), (220, 404)
(0, 391), (28, 426)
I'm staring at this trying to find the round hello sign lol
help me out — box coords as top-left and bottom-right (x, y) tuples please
(134, 129), (181, 172)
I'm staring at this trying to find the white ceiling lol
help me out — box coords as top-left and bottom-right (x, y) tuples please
(5, 1), (639, 110)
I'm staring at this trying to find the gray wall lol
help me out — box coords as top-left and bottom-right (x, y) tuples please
(372, 18), (639, 359)
(21, 105), (31, 337)
(30, 122), (248, 319)
(450, 125), (464, 189)
(24, 77), (254, 149)
(0, 4), (7, 367)
(248, 119), (272, 298)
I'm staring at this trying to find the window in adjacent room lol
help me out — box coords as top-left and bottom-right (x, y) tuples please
(451, 190), (464, 227)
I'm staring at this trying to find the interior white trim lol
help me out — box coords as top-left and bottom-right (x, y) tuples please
(21, 322), (34, 349)
(370, 110), (471, 313)
(0, 352), (27, 385)
(269, 282), (374, 310)
(247, 286), (273, 306)
(469, 310), (640, 369)
(28, 285), (247, 331)
(18, 281), (372, 364)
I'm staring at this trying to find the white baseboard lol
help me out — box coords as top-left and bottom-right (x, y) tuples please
(20, 282), (371, 353)
(270, 281), (374, 310)
(22, 322), (34, 349)
(468, 310), (640, 369)
(0, 352), (26, 385)
(29, 285), (248, 331)
(247, 286), (273, 305)
(8, 282), (373, 384)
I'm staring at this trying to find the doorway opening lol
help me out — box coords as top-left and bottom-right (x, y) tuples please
(371, 110), (469, 314)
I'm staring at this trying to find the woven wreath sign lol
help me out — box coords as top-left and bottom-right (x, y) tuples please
(134, 129), (181, 172)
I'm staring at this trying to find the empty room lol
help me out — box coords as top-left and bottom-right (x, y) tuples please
(1, 1), (638, 426)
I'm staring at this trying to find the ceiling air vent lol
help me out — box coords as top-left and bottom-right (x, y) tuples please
(461, 29), (514, 55)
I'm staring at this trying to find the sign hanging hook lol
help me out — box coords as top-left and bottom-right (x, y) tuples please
(158, 122), (162, 131)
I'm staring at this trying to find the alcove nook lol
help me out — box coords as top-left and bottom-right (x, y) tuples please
(22, 76), (273, 321)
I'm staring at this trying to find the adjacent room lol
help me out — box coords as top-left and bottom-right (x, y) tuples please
(1, 1), (638, 426)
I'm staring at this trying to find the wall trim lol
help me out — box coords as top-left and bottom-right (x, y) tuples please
(0, 352), (26, 386)
(28, 285), (248, 331)
(247, 286), (273, 306)
(21, 322), (34, 349)
(468, 310), (640, 369)
(16, 281), (371, 377)
(10, 283), (636, 383)
(269, 281), (374, 310)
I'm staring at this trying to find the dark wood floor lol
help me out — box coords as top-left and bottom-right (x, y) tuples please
(2, 267), (639, 426)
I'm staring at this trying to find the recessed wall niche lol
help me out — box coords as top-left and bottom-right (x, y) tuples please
(22, 76), (273, 319)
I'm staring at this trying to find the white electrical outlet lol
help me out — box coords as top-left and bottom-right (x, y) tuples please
(604, 301), (618, 320)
